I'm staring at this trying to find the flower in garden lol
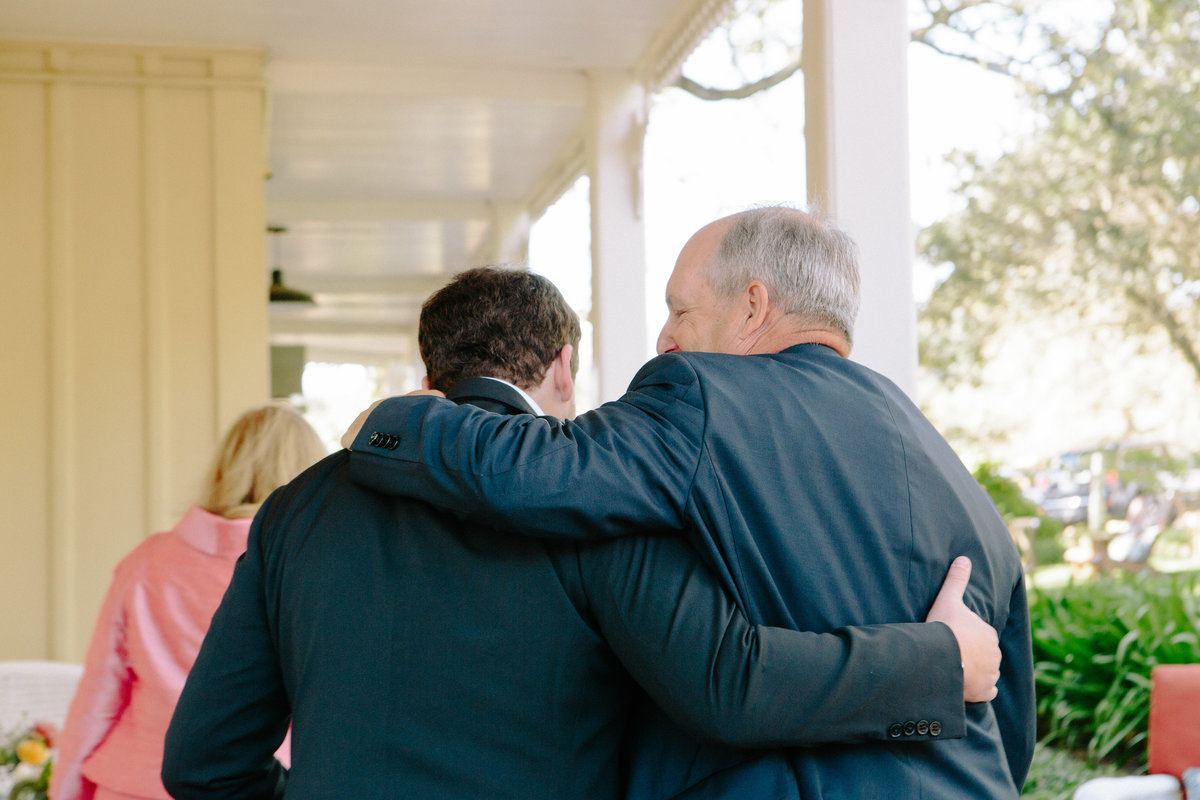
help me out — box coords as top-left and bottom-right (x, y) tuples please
(30, 724), (57, 750)
(2, 721), (58, 800)
(15, 738), (48, 767)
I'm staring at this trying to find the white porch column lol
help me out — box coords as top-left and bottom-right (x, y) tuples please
(803, 0), (917, 398)
(586, 71), (649, 401)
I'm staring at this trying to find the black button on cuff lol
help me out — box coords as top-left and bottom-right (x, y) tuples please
(888, 723), (902, 739)
(916, 720), (929, 735)
(902, 721), (917, 736)
(929, 721), (942, 737)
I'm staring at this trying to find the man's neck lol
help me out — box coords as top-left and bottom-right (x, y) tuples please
(738, 315), (850, 357)
(769, 330), (848, 357)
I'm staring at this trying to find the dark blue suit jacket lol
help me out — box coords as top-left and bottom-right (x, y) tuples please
(348, 347), (1035, 799)
(163, 377), (966, 800)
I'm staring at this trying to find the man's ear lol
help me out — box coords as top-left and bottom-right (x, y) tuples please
(553, 344), (575, 403)
(742, 281), (771, 335)
(420, 375), (431, 391)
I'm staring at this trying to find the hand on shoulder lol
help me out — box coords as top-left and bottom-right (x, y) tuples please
(339, 390), (445, 450)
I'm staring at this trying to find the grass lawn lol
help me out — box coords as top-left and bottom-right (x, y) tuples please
(1028, 521), (1200, 590)
(1022, 742), (1136, 799)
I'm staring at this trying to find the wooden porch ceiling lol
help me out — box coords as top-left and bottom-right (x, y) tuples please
(1, 0), (732, 363)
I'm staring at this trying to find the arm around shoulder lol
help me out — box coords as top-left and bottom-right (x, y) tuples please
(347, 357), (706, 539)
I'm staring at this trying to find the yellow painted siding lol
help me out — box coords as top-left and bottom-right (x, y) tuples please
(0, 40), (267, 660)
(0, 80), (52, 658)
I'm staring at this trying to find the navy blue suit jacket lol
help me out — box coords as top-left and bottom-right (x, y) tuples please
(348, 347), (1036, 798)
(163, 377), (965, 800)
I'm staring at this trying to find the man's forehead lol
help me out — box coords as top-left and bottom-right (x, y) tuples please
(664, 217), (732, 299)
(664, 258), (699, 295)
(684, 219), (729, 258)
(665, 269), (716, 312)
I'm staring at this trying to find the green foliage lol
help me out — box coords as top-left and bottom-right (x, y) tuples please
(7, 765), (50, 800)
(1030, 519), (1067, 567)
(972, 463), (1066, 564)
(1021, 742), (1131, 800)
(974, 462), (1039, 518)
(918, 0), (1200, 387)
(1030, 571), (1200, 769)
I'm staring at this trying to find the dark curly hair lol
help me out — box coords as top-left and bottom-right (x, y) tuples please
(419, 266), (581, 393)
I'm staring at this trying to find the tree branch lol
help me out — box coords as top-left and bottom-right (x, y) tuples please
(673, 0), (1026, 103)
(672, 55), (803, 101)
(1124, 285), (1200, 385)
(912, 38), (1018, 77)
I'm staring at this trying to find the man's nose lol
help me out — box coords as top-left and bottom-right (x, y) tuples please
(655, 326), (674, 355)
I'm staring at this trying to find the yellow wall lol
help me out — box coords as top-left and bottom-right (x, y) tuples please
(0, 41), (269, 660)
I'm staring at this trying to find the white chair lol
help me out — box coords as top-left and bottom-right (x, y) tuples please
(0, 660), (84, 731)
(1074, 775), (1183, 800)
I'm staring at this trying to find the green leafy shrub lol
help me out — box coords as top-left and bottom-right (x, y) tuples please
(1030, 571), (1200, 769)
(974, 462), (1039, 519)
(1030, 517), (1066, 567)
(972, 463), (1065, 565)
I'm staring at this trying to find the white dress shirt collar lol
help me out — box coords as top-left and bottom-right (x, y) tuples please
(477, 376), (545, 415)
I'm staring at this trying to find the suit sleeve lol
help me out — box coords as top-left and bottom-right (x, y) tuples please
(992, 575), (1036, 789)
(348, 354), (705, 539)
(347, 355), (970, 747)
(161, 499), (290, 800)
(576, 534), (966, 746)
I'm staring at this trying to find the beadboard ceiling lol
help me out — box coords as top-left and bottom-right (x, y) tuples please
(2, 0), (727, 363)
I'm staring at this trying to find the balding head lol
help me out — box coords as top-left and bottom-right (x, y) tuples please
(656, 206), (861, 357)
(707, 206), (861, 346)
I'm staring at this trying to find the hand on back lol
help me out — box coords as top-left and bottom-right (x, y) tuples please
(926, 556), (1001, 703)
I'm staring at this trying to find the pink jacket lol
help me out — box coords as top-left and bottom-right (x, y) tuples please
(52, 506), (284, 800)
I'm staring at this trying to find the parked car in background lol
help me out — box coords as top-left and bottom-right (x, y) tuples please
(1024, 442), (1189, 525)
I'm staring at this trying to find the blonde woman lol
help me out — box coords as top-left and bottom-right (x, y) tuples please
(52, 404), (326, 800)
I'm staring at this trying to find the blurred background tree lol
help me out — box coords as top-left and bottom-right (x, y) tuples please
(921, 0), (1200, 383)
(677, 0), (1200, 467)
(916, 0), (1200, 463)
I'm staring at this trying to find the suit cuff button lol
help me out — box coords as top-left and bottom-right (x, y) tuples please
(888, 723), (903, 739)
(916, 720), (929, 735)
(929, 721), (942, 737)
(902, 721), (917, 736)
(367, 432), (380, 446)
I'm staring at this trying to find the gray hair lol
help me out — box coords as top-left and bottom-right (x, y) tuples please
(707, 206), (861, 344)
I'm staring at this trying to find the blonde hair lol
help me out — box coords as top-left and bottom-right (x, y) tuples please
(199, 402), (327, 519)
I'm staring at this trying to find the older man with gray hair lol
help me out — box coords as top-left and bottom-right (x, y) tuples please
(345, 206), (1034, 799)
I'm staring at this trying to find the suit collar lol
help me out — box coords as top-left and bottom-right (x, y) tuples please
(446, 376), (538, 416)
(780, 342), (841, 358)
